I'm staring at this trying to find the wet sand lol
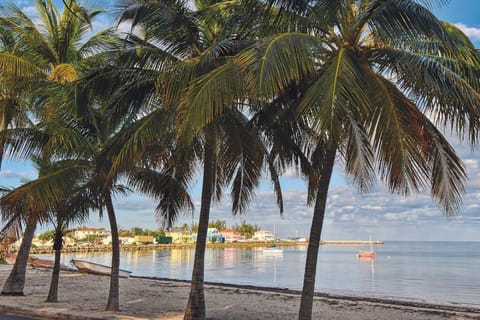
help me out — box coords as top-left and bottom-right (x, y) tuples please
(0, 265), (479, 319)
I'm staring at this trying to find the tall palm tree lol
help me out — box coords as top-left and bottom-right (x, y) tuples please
(0, 0), (119, 296)
(105, 1), (287, 318)
(176, 1), (480, 319)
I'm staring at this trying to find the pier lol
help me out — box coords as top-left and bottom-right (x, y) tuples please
(320, 240), (384, 245)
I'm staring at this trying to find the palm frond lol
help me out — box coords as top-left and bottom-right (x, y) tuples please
(127, 167), (194, 229)
(0, 53), (46, 78)
(372, 47), (480, 143)
(245, 33), (321, 98)
(176, 59), (247, 140)
(218, 110), (263, 215)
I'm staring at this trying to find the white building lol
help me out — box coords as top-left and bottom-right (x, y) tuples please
(72, 227), (110, 240)
(253, 230), (275, 242)
(220, 229), (246, 242)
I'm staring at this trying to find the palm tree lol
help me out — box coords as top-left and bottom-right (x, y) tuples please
(0, 20), (34, 169)
(0, 0), (118, 296)
(43, 164), (92, 303)
(175, 1), (480, 319)
(100, 1), (288, 318)
(0, 156), (93, 302)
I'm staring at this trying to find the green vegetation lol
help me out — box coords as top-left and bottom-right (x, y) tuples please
(37, 230), (56, 242)
(190, 220), (227, 233)
(187, 219), (259, 238)
(118, 228), (165, 237)
(233, 221), (260, 239)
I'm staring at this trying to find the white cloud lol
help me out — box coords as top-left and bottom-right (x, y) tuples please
(0, 170), (30, 180)
(22, 6), (37, 16)
(454, 23), (480, 42)
(360, 205), (384, 212)
(383, 212), (406, 221)
(339, 213), (354, 221)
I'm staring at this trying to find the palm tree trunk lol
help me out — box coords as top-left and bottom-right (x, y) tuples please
(1, 214), (37, 295)
(184, 126), (216, 320)
(0, 135), (6, 170)
(105, 194), (121, 312)
(47, 226), (63, 302)
(298, 146), (336, 320)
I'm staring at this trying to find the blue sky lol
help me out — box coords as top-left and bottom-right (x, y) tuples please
(1, 0), (480, 240)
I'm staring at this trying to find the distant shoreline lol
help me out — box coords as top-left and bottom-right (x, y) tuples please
(28, 240), (383, 254)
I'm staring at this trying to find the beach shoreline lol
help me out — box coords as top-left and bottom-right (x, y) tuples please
(0, 265), (479, 320)
(132, 275), (480, 315)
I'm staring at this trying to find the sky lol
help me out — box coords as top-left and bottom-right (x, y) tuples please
(1, 0), (480, 241)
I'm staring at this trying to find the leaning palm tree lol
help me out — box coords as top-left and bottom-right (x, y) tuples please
(0, 156), (93, 302)
(176, 1), (480, 319)
(0, 0), (119, 296)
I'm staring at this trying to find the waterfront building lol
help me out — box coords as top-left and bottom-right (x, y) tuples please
(134, 235), (154, 244)
(191, 228), (222, 243)
(252, 230), (275, 242)
(166, 228), (193, 244)
(72, 227), (111, 241)
(220, 229), (245, 242)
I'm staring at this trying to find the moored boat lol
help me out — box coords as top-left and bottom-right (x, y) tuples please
(356, 235), (376, 259)
(71, 259), (132, 278)
(262, 244), (283, 254)
(356, 250), (375, 259)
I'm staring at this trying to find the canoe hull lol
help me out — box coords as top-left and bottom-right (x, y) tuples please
(71, 259), (132, 278)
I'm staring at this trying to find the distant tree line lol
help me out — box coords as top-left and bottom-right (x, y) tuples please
(118, 227), (165, 238)
(188, 219), (260, 239)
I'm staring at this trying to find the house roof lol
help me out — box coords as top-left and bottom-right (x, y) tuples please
(221, 229), (240, 234)
(75, 228), (105, 232)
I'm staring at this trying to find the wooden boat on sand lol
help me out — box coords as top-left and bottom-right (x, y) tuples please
(29, 256), (76, 271)
(71, 259), (132, 278)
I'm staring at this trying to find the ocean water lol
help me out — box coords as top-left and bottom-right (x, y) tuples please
(37, 241), (480, 307)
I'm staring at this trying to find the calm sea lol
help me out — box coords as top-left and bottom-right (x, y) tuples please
(37, 241), (480, 307)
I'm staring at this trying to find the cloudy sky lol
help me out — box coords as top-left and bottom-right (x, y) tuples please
(1, 0), (480, 241)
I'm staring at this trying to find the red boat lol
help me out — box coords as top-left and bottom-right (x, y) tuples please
(356, 250), (375, 259)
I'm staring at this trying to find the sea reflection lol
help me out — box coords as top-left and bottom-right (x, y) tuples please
(36, 241), (480, 307)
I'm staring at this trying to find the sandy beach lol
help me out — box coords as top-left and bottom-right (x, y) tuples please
(0, 264), (479, 320)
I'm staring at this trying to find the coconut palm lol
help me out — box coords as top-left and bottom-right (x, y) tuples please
(176, 1), (480, 319)
(102, 1), (289, 318)
(41, 162), (93, 303)
(0, 0), (119, 296)
(0, 156), (94, 302)
(0, 21), (34, 169)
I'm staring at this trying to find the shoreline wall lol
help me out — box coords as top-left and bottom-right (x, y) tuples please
(28, 240), (383, 254)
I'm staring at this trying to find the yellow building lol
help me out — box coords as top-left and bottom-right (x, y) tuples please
(165, 230), (193, 244)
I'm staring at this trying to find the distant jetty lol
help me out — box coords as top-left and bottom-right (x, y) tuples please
(320, 240), (384, 245)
